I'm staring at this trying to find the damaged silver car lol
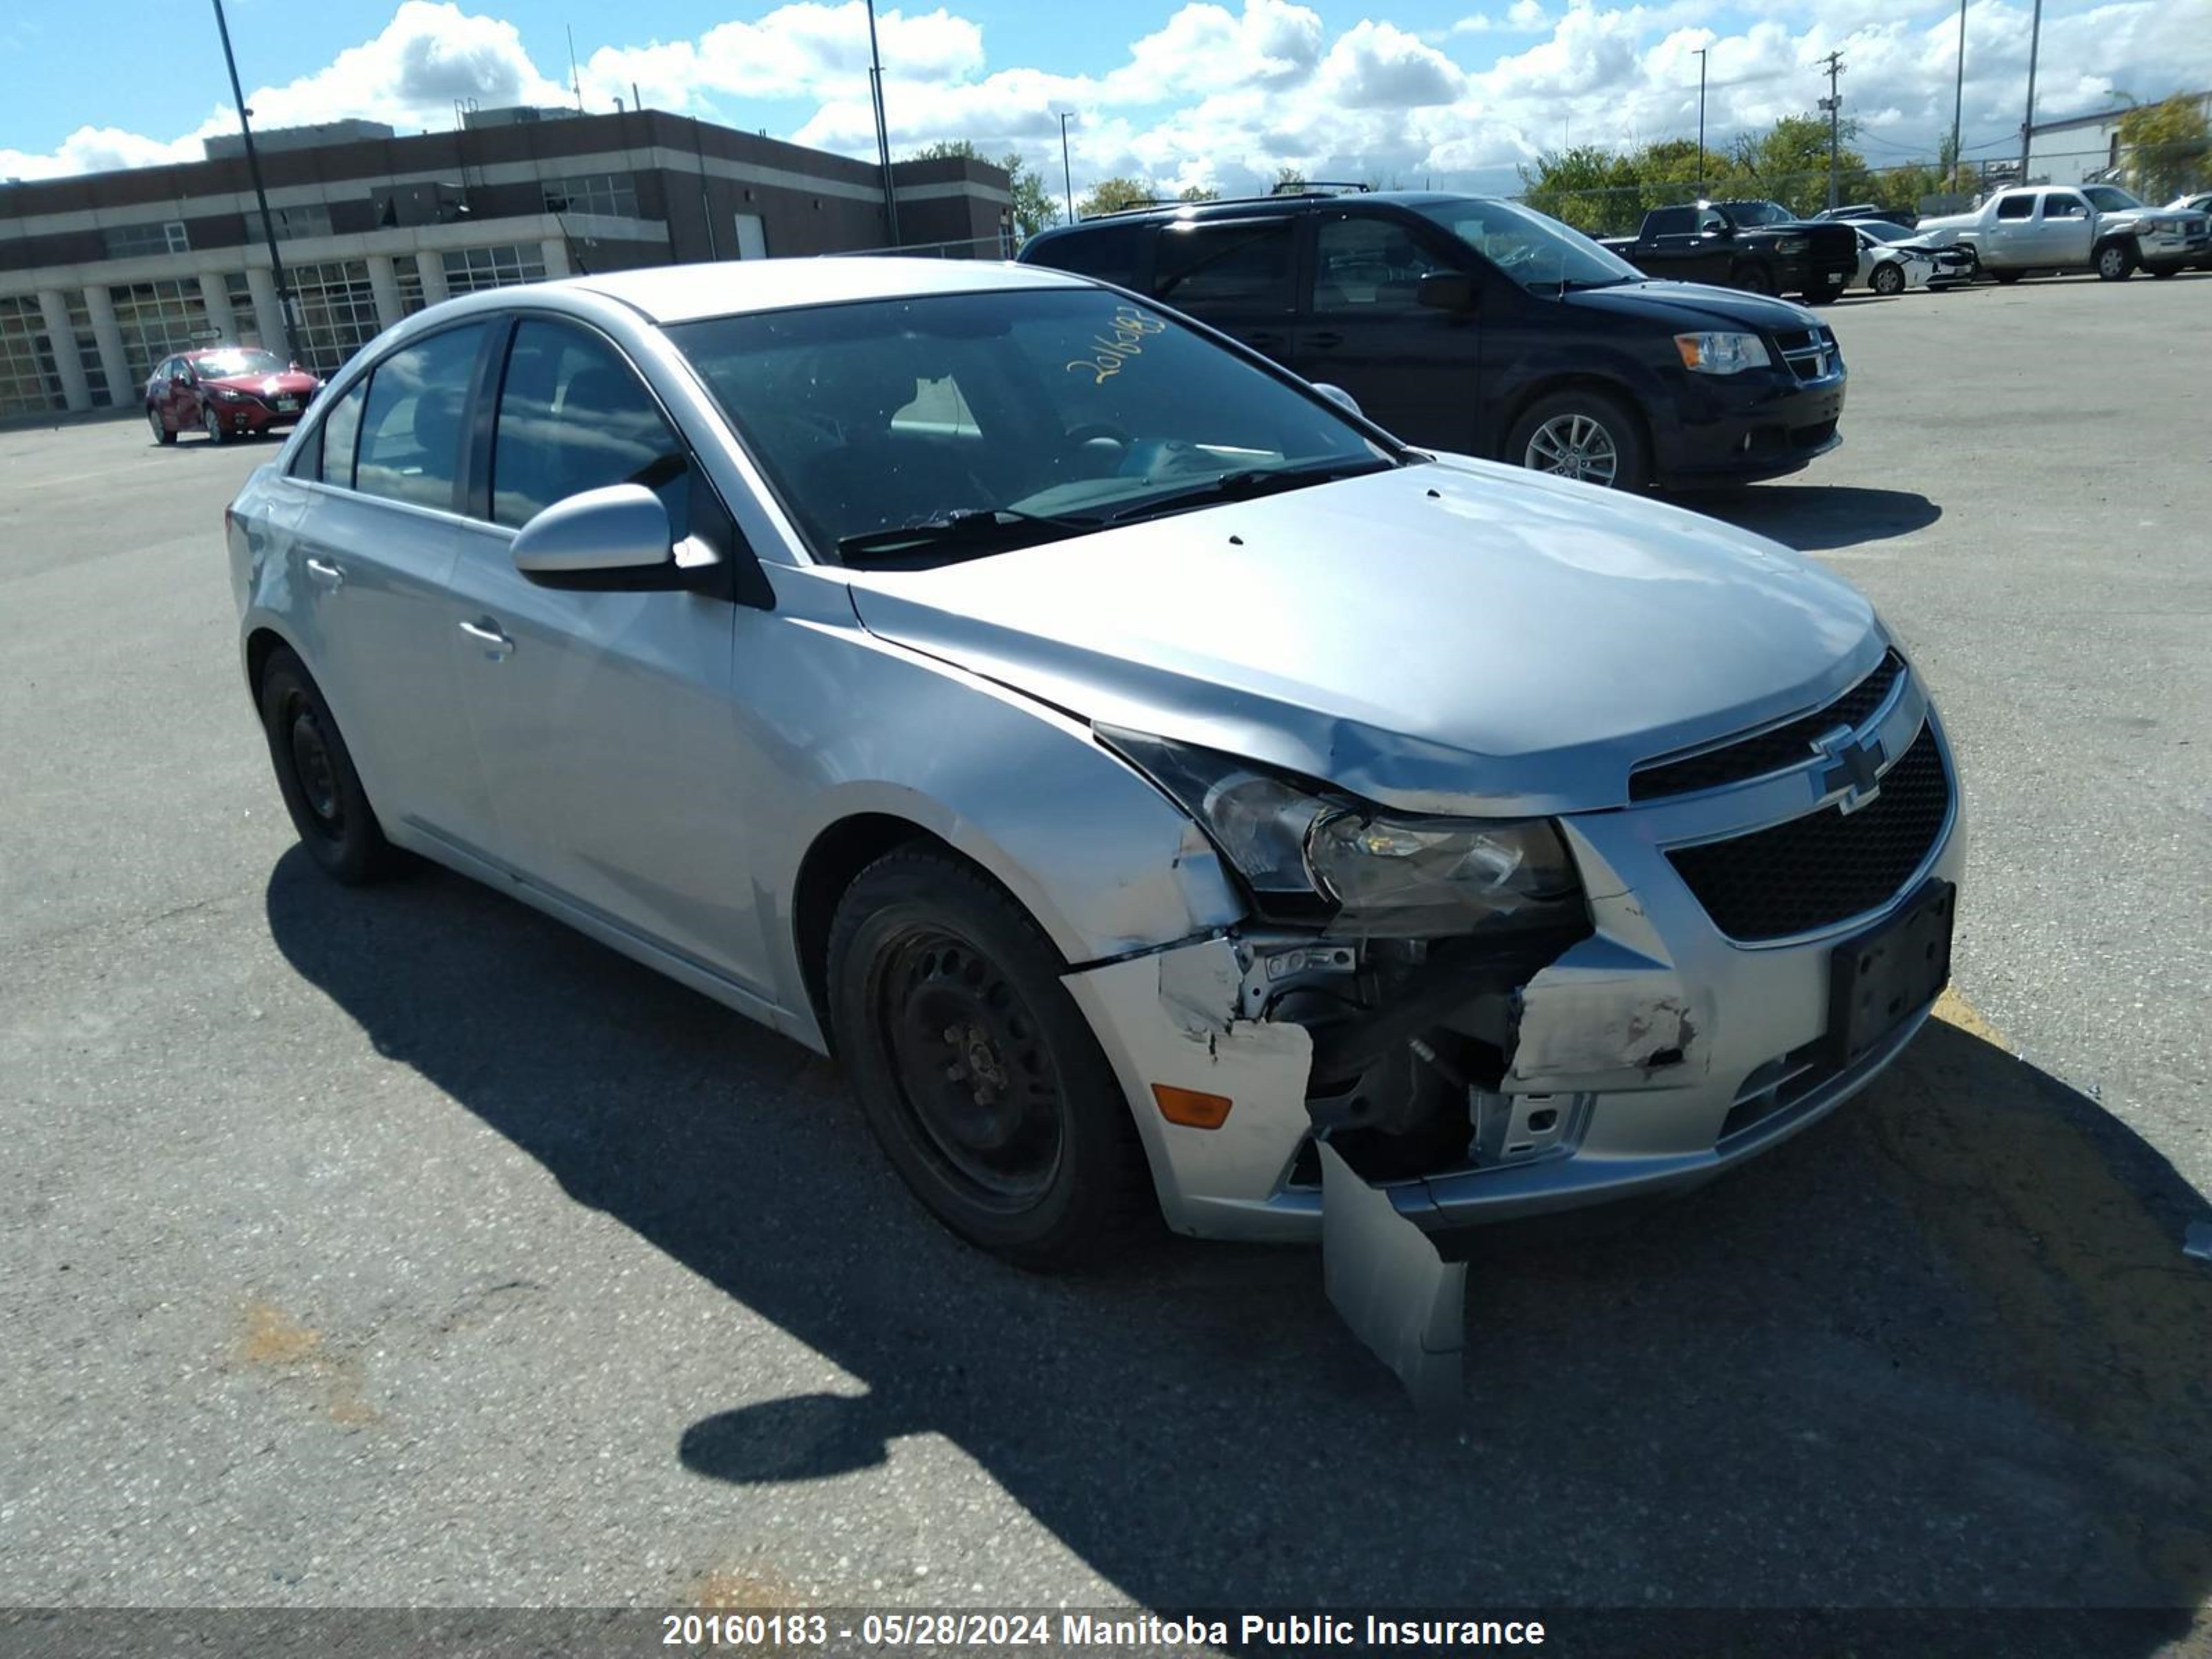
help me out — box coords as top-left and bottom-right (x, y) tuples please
(227, 260), (1962, 1360)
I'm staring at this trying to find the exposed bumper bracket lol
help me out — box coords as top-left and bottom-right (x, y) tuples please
(1320, 1143), (1465, 1416)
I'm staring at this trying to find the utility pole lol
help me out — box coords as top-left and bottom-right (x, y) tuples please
(1949, 0), (1967, 192)
(1056, 112), (1076, 220)
(1819, 50), (1845, 210)
(864, 0), (901, 246)
(1694, 48), (1708, 196)
(2017, 0), (2043, 183)
(209, 0), (292, 363)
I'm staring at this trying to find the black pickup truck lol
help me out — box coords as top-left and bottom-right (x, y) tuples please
(1600, 200), (1859, 303)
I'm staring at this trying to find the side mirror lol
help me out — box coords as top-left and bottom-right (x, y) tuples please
(1414, 272), (1478, 313)
(1311, 382), (1362, 418)
(170, 373), (190, 386)
(511, 483), (718, 592)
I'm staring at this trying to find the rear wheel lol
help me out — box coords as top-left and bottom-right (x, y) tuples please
(1993, 269), (2023, 285)
(2148, 263), (2181, 279)
(258, 646), (398, 885)
(2096, 241), (2136, 281)
(827, 848), (1156, 1268)
(1506, 389), (1650, 491)
(203, 406), (229, 444)
(1871, 262), (1906, 297)
(147, 406), (174, 445)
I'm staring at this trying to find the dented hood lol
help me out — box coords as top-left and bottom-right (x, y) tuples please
(842, 458), (1882, 816)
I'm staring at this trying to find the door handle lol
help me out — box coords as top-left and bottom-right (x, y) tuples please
(304, 556), (344, 588)
(1304, 330), (1344, 348)
(458, 619), (515, 659)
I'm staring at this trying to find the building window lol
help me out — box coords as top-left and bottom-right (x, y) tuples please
(541, 172), (639, 218)
(243, 203), (335, 243)
(285, 259), (384, 378)
(64, 292), (113, 406)
(397, 262), (428, 316)
(101, 221), (191, 259)
(0, 296), (68, 417)
(106, 278), (218, 388)
(440, 243), (548, 296)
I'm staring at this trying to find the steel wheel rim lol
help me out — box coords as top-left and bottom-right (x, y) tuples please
(1526, 413), (1620, 486)
(282, 692), (344, 833)
(877, 927), (1065, 1208)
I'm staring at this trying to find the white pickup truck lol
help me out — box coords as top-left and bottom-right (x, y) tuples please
(1915, 183), (2212, 281)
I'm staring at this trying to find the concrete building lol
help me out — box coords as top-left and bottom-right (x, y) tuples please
(0, 109), (1013, 419)
(2025, 91), (2212, 188)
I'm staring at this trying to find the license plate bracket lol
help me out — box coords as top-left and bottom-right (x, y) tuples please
(1822, 879), (1954, 1068)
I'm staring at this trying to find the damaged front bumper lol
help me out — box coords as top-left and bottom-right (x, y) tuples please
(1060, 713), (1965, 1247)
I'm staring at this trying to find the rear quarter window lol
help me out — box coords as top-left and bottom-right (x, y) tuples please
(1027, 222), (1145, 288)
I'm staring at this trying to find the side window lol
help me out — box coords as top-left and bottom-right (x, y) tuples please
(2044, 194), (2086, 220)
(312, 380), (366, 487)
(1029, 223), (1143, 287)
(1995, 194), (2034, 221)
(490, 319), (690, 534)
(1153, 220), (1296, 312)
(1644, 207), (1693, 236)
(355, 323), (489, 512)
(1313, 216), (1441, 313)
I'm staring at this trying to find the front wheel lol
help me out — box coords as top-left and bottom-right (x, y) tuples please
(1505, 389), (1650, 491)
(1993, 269), (2023, 285)
(2096, 241), (2136, 281)
(827, 848), (1157, 1268)
(2148, 263), (2182, 279)
(203, 407), (229, 444)
(1872, 262), (1906, 297)
(258, 646), (399, 885)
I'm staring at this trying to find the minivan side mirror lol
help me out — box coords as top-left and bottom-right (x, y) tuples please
(1415, 272), (1478, 313)
(511, 483), (720, 592)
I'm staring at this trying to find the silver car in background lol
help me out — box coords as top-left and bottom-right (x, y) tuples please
(227, 259), (1962, 1285)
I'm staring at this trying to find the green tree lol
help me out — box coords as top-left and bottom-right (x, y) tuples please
(2118, 94), (2211, 201)
(1078, 176), (1158, 218)
(1517, 144), (1638, 233)
(1730, 112), (1871, 216)
(909, 139), (1062, 238)
(1274, 165), (1308, 194)
(1177, 182), (1221, 202)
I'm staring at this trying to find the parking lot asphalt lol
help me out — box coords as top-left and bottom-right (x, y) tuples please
(2, 272), (2209, 1630)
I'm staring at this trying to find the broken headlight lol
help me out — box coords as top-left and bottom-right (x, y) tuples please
(1098, 727), (1584, 937)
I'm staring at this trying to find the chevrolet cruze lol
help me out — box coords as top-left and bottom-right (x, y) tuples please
(227, 259), (1962, 1270)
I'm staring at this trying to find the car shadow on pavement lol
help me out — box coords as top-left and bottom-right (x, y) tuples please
(1692, 485), (1942, 553)
(265, 850), (2211, 1633)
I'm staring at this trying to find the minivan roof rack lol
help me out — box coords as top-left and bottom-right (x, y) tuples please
(1078, 181), (1381, 221)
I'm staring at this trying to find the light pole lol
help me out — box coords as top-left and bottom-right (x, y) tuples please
(1057, 111), (1076, 220)
(863, 0), (900, 245)
(1694, 47), (1708, 196)
(1949, 0), (1967, 191)
(209, 0), (293, 362)
(2017, 0), (2043, 183)
(1819, 50), (1845, 211)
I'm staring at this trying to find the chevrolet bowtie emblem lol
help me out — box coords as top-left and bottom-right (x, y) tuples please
(1813, 724), (1884, 814)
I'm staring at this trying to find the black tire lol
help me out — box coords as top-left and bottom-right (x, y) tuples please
(147, 406), (175, 445)
(1730, 262), (1774, 296)
(827, 847), (1157, 1268)
(1993, 269), (2023, 285)
(2096, 241), (2136, 281)
(1871, 262), (1906, 297)
(257, 646), (399, 885)
(2148, 263), (2181, 279)
(203, 406), (229, 444)
(1503, 388), (1651, 491)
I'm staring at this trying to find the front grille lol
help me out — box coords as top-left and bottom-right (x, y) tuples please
(1770, 326), (1839, 381)
(1631, 650), (1904, 801)
(1666, 722), (1950, 940)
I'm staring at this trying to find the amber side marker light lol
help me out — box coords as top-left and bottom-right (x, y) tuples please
(1152, 1084), (1233, 1130)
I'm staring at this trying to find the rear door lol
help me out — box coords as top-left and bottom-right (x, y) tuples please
(441, 314), (765, 988)
(283, 321), (500, 851)
(1149, 215), (1301, 366)
(2038, 190), (2093, 266)
(1292, 209), (1474, 449)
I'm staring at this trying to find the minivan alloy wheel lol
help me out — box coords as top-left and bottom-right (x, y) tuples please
(1525, 413), (1620, 486)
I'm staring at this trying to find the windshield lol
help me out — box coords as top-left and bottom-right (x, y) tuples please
(1719, 200), (1797, 227)
(191, 348), (290, 379)
(671, 288), (1394, 563)
(1409, 197), (1641, 292)
(1856, 220), (1914, 243)
(2082, 185), (2146, 212)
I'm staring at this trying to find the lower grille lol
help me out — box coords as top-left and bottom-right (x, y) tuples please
(1667, 722), (1950, 940)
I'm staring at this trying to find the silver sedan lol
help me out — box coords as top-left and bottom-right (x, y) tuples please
(227, 259), (1962, 1280)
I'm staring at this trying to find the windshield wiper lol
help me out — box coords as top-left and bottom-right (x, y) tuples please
(1100, 457), (1394, 526)
(836, 506), (1098, 565)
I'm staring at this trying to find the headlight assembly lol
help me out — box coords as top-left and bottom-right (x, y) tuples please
(1674, 332), (1772, 375)
(1098, 728), (1585, 938)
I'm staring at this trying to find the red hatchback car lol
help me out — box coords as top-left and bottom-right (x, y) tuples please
(144, 347), (322, 445)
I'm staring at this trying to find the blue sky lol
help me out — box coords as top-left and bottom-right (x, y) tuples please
(4, 0), (2209, 196)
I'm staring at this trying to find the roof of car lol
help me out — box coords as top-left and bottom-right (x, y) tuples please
(555, 256), (1084, 324)
(1026, 189), (1485, 240)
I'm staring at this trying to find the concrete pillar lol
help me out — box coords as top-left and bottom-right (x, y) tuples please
(36, 289), (92, 413)
(243, 265), (290, 362)
(413, 250), (450, 308)
(197, 270), (238, 344)
(79, 284), (133, 408)
(538, 236), (572, 278)
(365, 254), (405, 330)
